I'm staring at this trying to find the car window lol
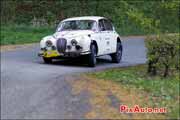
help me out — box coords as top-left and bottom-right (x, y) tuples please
(103, 19), (113, 31)
(57, 20), (96, 31)
(98, 19), (106, 31)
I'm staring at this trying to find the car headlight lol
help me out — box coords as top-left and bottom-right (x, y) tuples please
(46, 40), (52, 47)
(71, 39), (77, 46)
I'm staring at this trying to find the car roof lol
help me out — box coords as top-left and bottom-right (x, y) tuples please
(62, 16), (105, 22)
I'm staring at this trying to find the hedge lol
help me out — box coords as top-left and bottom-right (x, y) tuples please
(145, 34), (179, 77)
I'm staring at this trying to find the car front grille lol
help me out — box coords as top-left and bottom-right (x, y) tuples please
(56, 38), (67, 53)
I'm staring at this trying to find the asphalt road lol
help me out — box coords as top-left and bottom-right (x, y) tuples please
(1, 37), (147, 119)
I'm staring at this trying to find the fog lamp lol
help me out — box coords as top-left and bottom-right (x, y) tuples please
(71, 39), (77, 46)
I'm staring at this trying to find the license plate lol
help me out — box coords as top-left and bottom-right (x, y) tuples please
(44, 50), (59, 57)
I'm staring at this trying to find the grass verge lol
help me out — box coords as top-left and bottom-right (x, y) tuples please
(87, 65), (179, 119)
(1, 25), (54, 45)
(68, 65), (179, 119)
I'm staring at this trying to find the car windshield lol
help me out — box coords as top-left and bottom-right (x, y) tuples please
(57, 20), (96, 31)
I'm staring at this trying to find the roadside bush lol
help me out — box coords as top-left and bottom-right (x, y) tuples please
(145, 34), (179, 77)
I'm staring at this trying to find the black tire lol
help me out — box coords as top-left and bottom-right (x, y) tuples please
(43, 57), (52, 64)
(110, 42), (122, 63)
(88, 44), (97, 67)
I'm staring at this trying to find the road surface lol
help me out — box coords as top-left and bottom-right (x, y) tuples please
(1, 37), (147, 119)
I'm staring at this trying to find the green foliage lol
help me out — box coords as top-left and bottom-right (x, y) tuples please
(145, 34), (180, 77)
(0, 0), (179, 45)
(1, 0), (179, 35)
(0, 25), (54, 45)
(88, 65), (179, 119)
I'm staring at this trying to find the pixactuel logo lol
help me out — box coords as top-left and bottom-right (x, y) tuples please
(119, 105), (167, 113)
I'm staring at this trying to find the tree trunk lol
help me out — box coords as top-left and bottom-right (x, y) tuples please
(164, 65), (169, 77)
(148, 61), (157, 76)
(148, 61), (152, 73)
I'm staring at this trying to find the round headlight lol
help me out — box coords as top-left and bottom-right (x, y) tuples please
(71, 39), (77, 46)
(46, 40), (52, 47)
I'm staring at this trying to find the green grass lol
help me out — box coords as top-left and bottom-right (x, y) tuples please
(0, 25), (54, 45)
(88, 65), (179, 119)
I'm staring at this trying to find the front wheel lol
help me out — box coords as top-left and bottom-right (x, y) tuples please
(43, 57), (52, 64)
(88, 44), (97, 67)
(110, 42), (122, 63)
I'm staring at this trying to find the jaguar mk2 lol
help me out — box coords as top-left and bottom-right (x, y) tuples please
(38, 16), (123, 67)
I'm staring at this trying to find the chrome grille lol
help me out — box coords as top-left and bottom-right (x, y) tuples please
(56, 38), (67, 53)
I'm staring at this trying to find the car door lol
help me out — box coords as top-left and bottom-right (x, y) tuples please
(103, 19), (117, 53)
(103, 19), (115, 54)
(98, 19), (109, 55)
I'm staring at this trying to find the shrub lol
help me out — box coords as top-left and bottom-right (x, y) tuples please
(145, 34), (179, 77)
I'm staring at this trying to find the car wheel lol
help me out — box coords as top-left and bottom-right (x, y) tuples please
(88, 44), (97, 67)
(111, 42), (122, 63)
(43, 57), (52, 64)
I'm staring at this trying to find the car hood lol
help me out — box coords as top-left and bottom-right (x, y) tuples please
(53, 30), (94, 39)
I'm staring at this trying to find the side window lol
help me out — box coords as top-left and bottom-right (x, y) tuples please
(98, 19), (106, 31)
(103, 19), (113, 31)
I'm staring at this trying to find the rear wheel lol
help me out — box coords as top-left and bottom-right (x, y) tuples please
(110, 42), (122, 63)
(43, 57), (52, 64)
(88, 44), (97, 67)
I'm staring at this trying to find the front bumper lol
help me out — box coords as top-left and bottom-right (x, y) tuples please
(38, 50), (60, 58)
(38, 50), (90, 58)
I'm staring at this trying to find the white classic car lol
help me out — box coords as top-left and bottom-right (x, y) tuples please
(38, 16), (123, 67)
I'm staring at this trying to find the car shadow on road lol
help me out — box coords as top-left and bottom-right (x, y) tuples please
(46, 57), (113, 67)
